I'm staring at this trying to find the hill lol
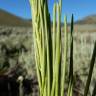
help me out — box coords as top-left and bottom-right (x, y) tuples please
(75, 15), (96, 24)
(0, 9), (31, 26)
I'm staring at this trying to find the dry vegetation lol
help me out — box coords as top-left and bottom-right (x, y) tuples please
(0, 25), (95, 95)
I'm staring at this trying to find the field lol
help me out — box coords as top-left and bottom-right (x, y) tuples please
(0, 25), (96, 96)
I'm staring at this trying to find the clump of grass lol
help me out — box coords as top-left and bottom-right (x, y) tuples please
(29, 0), (96, 96)
(29, 0), (69, 95)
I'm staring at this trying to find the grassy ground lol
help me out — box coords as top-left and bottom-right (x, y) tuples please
(0, 25), (96, 95)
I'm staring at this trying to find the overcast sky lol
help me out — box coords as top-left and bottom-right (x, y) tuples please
(0, 0), (96, 22)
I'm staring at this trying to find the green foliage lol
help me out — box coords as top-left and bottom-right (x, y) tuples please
(29, 0), (96, 96)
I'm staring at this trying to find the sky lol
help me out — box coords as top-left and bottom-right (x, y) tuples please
(0, 0), (96, 22)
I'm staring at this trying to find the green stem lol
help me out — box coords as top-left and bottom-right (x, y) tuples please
(61, 16), (68, 96)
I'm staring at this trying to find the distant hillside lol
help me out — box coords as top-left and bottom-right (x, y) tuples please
(0, 9), (31, 26)
(76, 15), (96, 24)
